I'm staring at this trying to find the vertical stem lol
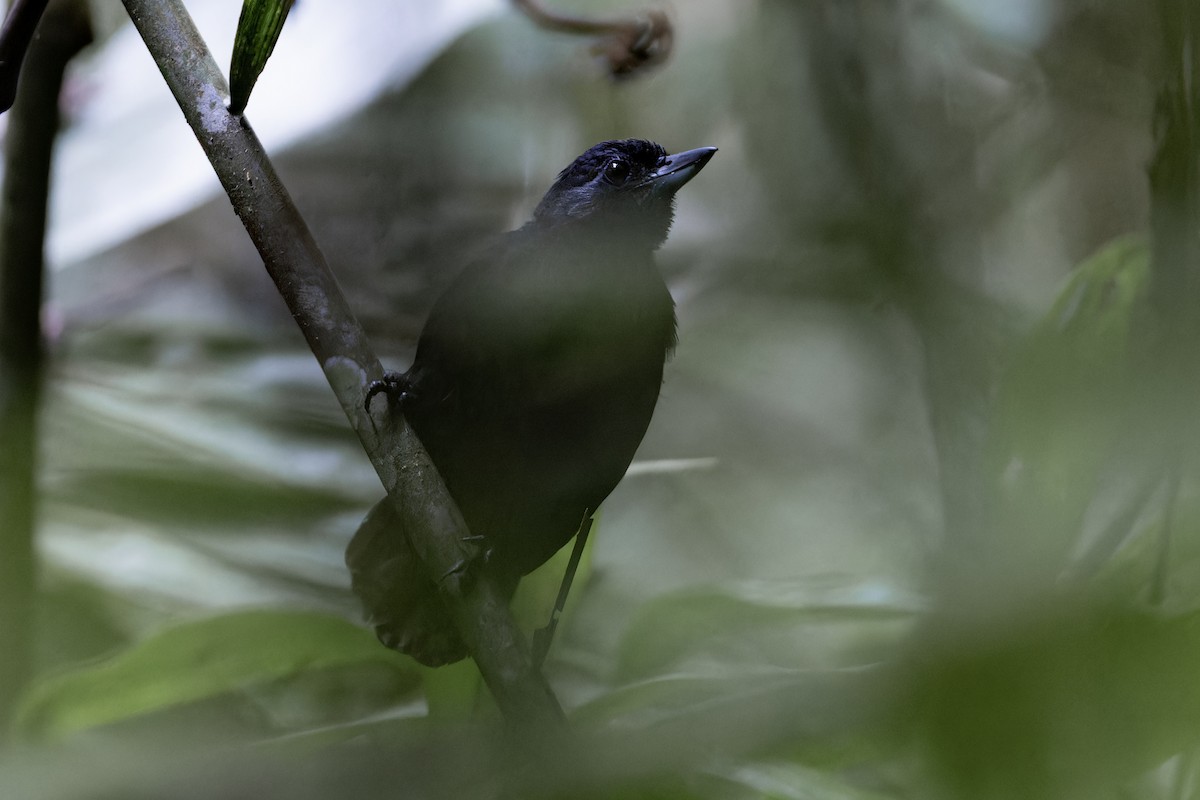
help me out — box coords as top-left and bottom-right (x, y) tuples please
(1147, 0), (1200, 606)
(1150, 0), (1200, 321)
(0, 0), (90, 735)
(799, 1), (1002, 597)
(0, 0), (52, 112)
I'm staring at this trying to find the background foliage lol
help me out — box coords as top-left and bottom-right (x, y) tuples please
(1, 0), (1193, 797)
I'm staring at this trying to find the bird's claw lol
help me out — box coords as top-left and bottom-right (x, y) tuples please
(435, 534), (495, 597)
(461, 534), (495, 564)
(438, 558), (473, 596)
(364, 371), (412, 413)
(438, 549), (485, 597)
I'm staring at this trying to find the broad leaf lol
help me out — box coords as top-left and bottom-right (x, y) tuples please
(616, 577), (920, 681)
(14, 609), (419, 742)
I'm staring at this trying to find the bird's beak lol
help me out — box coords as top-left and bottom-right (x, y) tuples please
(640, 146), (718, 194)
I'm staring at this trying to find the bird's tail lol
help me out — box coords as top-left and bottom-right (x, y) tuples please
(345, 498), (469, 666)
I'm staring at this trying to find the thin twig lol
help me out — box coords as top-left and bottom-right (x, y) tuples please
(0, 0), (51, 113)
(531, 512), (593, 668)
(512, 0), (672, 78)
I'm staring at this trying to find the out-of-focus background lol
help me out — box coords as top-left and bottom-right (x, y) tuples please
(5, 0), (1199, 797)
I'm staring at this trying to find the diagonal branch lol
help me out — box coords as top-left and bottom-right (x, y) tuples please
(120, 0), (564, 730)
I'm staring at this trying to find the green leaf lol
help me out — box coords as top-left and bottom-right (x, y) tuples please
(572, 671), (790, 728)
(13, 609), (419, 742)
(616, 576), (920, 681)
(699, 760), (897, 800)
(571, 667), (886, 779)
(910, 603), (1200, 799)
(228, 0), (295, 115)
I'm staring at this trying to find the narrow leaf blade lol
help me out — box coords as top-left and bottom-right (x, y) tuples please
(229, 0), (295, 114)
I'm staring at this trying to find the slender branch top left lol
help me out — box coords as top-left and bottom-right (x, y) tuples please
(120, 0), (567, 729)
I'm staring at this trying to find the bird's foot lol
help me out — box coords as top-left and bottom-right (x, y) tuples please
(438, 557), (475, 597)
(364, 371), (414, 413)
(437, 535), (492, 596)
(461, 534), (495, 564)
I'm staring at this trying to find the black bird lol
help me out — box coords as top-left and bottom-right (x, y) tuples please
(347, 139), (716, 666)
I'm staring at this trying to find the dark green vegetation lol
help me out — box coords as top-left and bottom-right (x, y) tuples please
(1, 1), (1197, 798)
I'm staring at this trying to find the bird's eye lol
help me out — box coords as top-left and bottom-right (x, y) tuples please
(603, 159), (630, 184)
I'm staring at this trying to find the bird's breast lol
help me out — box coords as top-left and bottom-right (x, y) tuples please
(402, 234), (676, 574)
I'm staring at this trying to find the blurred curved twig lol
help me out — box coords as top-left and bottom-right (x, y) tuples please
(0, 0), (51, 113)
(512, 0), (672, 78)
(1143, 0), (1200, 607)
(0, 0), (91, 736)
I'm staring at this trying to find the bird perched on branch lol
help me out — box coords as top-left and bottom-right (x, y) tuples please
(347, 139), (716, 666)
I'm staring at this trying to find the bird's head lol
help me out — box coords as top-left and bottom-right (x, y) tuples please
(532, 139), (716, 249)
